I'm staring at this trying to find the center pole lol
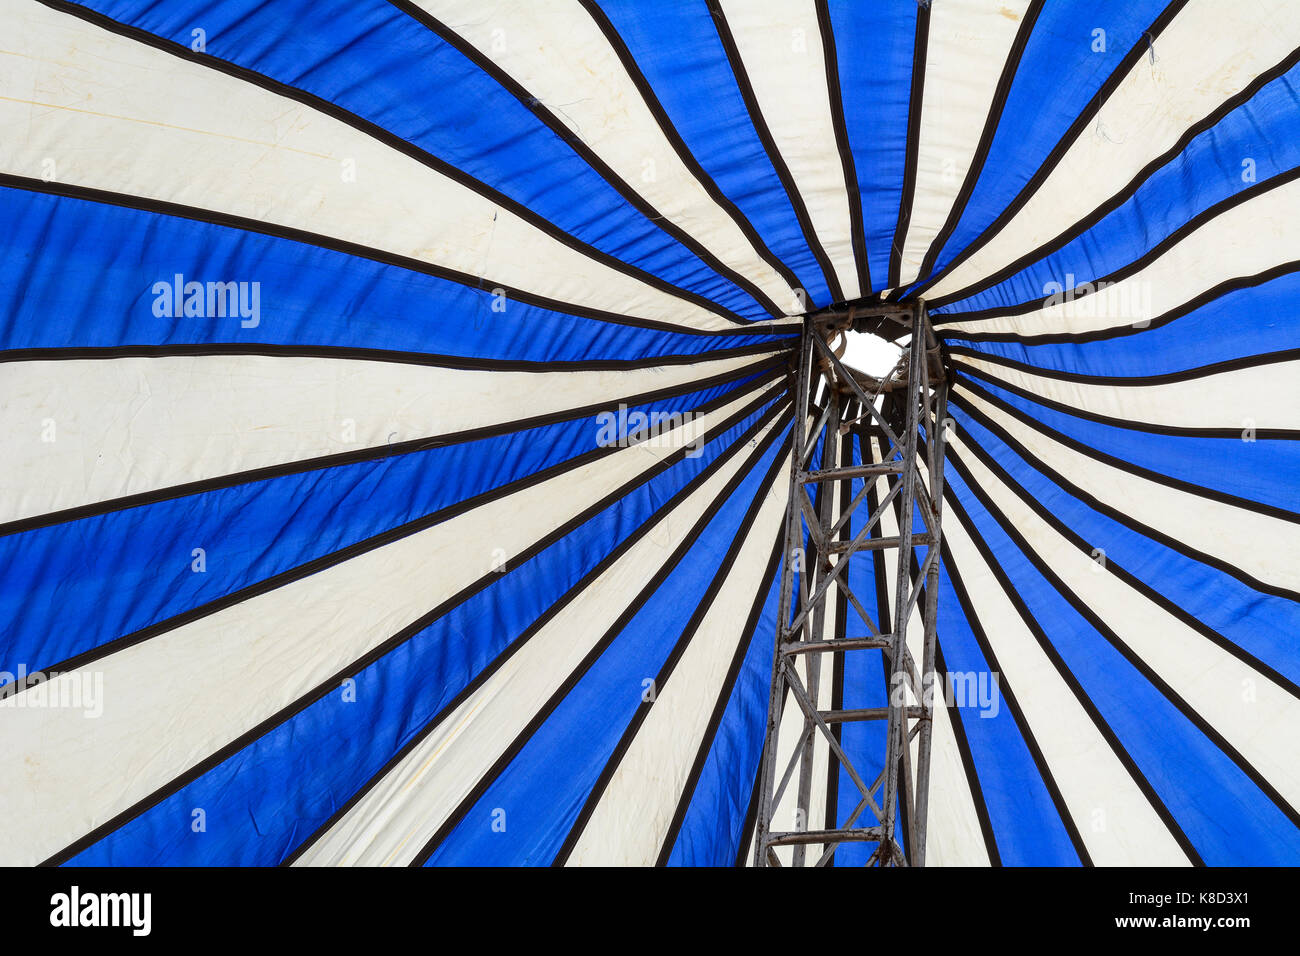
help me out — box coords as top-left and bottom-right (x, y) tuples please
(753, 299), (948, 868)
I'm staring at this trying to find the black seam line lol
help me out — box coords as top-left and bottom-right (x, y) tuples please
(912, 0), (1046, 288)
(20, 375), (785, 719)
(0, 339), (794, 371)
(951, 361), (1300, 440)
(655, 398), (816, 868)
(951, 377), (1294, 600)
(29, 1), (753, 330)
(932, 162), (1300, 321)
(908, 433), (1002, 866)
(814, 0), (870, 297)
(937, 499), (1092, 866)
(280, 399), (790, 868)
(946, 388), (1300, 702)
(653, 532), (784, 867)
(0, 176), (789, 341)
(0, 357), (783, 541)
(42, 391), (791, 870)
(707, 2), (844, 303)
(734, 734), (767, 867)
(733, 682), (795, 867)
(574, 0), (812, 305)
(944, 447), (1203, 866)
(554, 437), (789, 866)
(908, 0), (1190, 301)
(953, 375), (1300, 527)
(948, 431), (1300, 837)
(946, 343), (1300, 388)
(939, 260), (1300, 345)
(386, 0), (785, 320)
(899, 529), (990, 864)
(927, 41), (1300, 309)
(408, 404), (794, 868)
(931, 634), (1002, 866)
(887, 1), (930, 292)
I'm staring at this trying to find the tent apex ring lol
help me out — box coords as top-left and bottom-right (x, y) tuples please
(805, 297), (946, 386)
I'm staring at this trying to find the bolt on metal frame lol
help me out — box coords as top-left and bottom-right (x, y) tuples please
(753, 299), (948, 868)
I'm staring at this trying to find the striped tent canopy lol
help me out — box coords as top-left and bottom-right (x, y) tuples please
(2, 0), (1297, 867)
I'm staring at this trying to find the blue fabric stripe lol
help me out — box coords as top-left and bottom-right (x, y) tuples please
(937, 60), (1300, 316)
(0, 373), (769, 681)
(16, 0), (1297, 870)
(830, 432), (898, 865)
(62, 398), (785, 865)
(591, 0), (833, 308)
(824, 1), (919, 292)
(934, 545), (1082, 866)
(918, 1), (1171, 289)
(0, 188), (794, 360)
(948, 390), (1300, 690)
(66, 0), (775, 320)
(946, 431), (1300, 864)
(423, 426), (786, 866)
(943, 267), (1300, 377)
(666, 561), (782, 866)
(953, 371), (1300, 521)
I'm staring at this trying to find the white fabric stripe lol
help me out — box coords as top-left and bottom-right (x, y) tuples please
(897, 0), (1031, 287)
(956, 354), (1300, 431)
(719, 0), (862, 300)
(802, 474), (838, 858)
(944, 436), (1190, 865)
(740, 826), (757, 867)
(419, 0), (804, 315)
(0, 389), (771, 867)
(955, 383), (1300, 593)
(941, 173), (1300, 337)
(0, 1), (739, 331)
(878, 492), (991, 866)
(926, 0), (1300, 302)
(764, 650), (813, 866)
(293, 414), (783, 866)
(764, 419), (838, 864)
(564, 466), (786, 865)
(788, 438), (906, 863)
(802, 449), (841, 858)
(949, 425), (1300, 826)
(0, 351), (776, 524)
(739, 808), (763, 866)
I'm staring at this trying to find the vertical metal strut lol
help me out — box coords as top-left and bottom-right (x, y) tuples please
(754, 299), (948, 868)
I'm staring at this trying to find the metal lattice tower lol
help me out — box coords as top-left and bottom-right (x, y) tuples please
(753, 300), (948, 867)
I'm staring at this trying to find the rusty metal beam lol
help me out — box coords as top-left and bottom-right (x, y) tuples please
(753, 299), (948, 868)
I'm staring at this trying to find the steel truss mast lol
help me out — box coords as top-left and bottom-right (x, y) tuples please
(753, 300), (948, 867)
